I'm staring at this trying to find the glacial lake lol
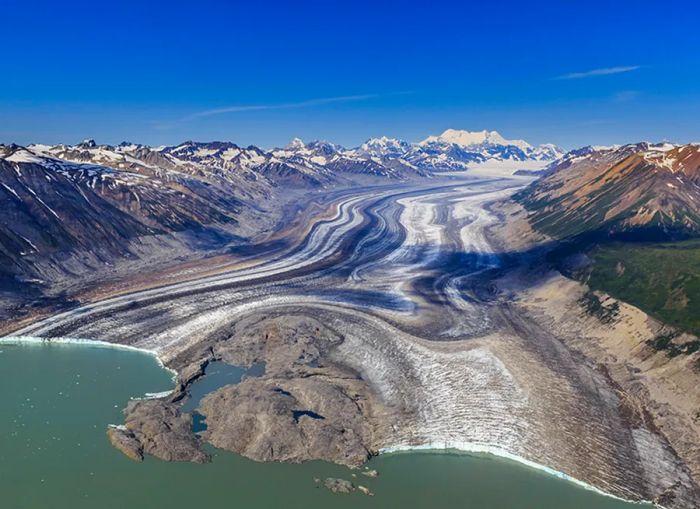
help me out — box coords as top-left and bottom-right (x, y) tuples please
(0, 341), (653, 509)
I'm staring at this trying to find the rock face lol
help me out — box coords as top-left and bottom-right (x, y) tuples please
(197, 315), (381, 467)
(117, 400), (210, 463)
(107, 426), (144, 462)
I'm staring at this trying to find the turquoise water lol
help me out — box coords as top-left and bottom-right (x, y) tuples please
(0, 341), (652, 509)
(180, 360), (265, 413)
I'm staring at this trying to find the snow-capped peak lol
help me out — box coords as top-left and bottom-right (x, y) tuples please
(286, 137), (306, 150)
(420, 129), (532, 151)
(360, 136), (409, 157)
(1, 145), (47, 164)
(362, 136), (398, 147)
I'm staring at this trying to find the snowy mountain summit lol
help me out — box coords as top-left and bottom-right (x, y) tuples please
(420, 129), (530, 150)
(417, 129), (563, 163)
(359, 136), (411, 157)
(353, 129), (563, 172)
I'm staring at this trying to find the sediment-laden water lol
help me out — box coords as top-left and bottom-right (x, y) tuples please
(0, 341), (651, 509)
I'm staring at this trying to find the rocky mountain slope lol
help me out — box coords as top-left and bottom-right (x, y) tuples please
(0, 143), (271, 320)
(516, 143), (700, 240)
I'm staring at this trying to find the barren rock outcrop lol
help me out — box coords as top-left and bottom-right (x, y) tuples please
(107, 426), (144, 462)
(118, 400), (210, 463)
(199, 314), (383, 466)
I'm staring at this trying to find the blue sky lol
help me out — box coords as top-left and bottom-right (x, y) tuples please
(2, 0), (699, 149)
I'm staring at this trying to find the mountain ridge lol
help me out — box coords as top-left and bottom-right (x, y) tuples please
(516, 142), (700, 239)
(8, 128), (563, 176)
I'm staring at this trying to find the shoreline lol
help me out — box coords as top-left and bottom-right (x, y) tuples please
(1, 335), (658, 507)
(0, 335), (178, 381)
(378, 443), (656, 507)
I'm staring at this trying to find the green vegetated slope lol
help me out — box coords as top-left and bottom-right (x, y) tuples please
(583, 240), (700, 337)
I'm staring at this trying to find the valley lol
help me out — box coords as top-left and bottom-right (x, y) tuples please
(6, 2), (699, 507)
(4, 170), (699, 507)
(3, 133), (700, 508)
(0, 131), (558, 324)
